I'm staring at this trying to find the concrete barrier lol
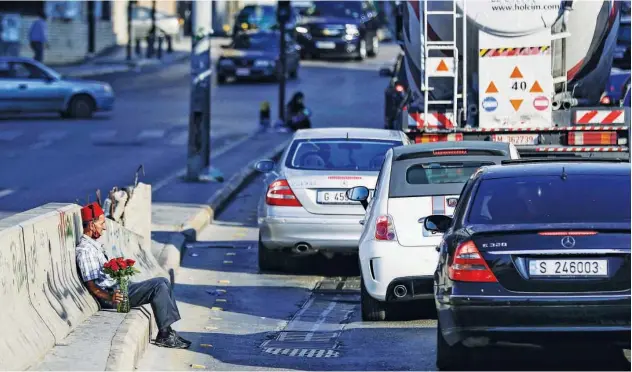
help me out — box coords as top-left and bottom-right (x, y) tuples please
(0, 202), (164, 370)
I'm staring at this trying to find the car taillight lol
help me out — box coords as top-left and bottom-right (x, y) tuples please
(265, 179), (302, 207)
(448, 241), (497, 283)
(538, 231), (598, 236)
(395, 83), (405, 93)
(567, 131), (617, 145)
(601, 95), (612, 105)
(415, 133), (463, 143)
(375, 215), (397, 241)
(433, 149), (467, 156)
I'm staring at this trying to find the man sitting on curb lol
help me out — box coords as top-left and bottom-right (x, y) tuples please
(75, 202), (191, 349)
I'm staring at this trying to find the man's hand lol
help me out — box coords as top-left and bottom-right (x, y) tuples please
(111, 290), (124, 304)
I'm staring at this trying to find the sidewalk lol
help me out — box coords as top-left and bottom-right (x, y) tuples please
(52, 36), (193, 78)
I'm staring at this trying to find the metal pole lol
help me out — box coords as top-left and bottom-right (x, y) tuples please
(278, 19), (287, 124)
(186, 0), (222, 182)
(147, 0), (157, 58)
(126, 1), (133, 61)
(87, 1), (95, 55)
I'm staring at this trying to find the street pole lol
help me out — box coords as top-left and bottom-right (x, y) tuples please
(126, 1), (133, 61)
(186, 0), (223, 182)
(277, 1), (291, 126)
(87, 1), (95, 56)
(148, 0), (157, 58)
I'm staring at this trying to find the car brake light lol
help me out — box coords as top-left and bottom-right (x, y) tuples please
(395, 83), (405, 93)
(433, 149), (467, 156)
(601, 95), (611, 105)
(538, 231), (598, 236)
(448, 241), (497, 283)
(567, 132), (617, 145)
(265, 179), (302, 207)
(375, 215), (397, 241)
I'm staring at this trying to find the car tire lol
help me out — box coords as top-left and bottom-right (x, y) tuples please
(67, 95), (95, 119)
(355, 39), (367, 61)
(368, 35), (379, 58)
(258, 236), (280, 272)
(289, 66), (298, 79)
(436, 319), (469, 370)
(217, 75), (226, 85)
(360, 276), (387, 321)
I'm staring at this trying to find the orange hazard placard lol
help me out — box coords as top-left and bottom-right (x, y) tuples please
(530, 81), (543, 93)
(510, 99), (523, 111)
(437, 59), (449, 72)
(485, 81), (498, 93)
(510, 66), (523, 79)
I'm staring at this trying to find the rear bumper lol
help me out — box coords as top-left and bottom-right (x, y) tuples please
(259, 216), (363, 252)
(438, 294), (632, 347)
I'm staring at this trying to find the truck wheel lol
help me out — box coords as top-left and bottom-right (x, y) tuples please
(436, 319), (469, 370)
(361, 276), (387, 321)
(355, 39), (367, 61)
(68, 95), (95, 119)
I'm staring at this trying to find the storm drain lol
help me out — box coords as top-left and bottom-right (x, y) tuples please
(261, 278), (359, 358)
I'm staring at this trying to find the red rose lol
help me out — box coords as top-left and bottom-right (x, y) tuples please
(110, 262), (120, 271)
(119, 261), (128, 269)
(104, 261), (111, 269)
(126, 259), (135, 267)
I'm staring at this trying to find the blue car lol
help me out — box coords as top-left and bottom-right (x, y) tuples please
(424, 159), (631, 370)
(0, 57), (114, 118)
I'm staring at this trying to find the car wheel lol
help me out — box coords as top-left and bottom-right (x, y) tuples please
(258, 235), (281, 272)
(67, 95), (95, 119)
(355, 39), (367, 61)
(360, 276), (387, 321)
(217, 75), (226, 85)
(368, 35), (379, 57)
(289, 65), (298, 79)
(436, 319), (469, 370)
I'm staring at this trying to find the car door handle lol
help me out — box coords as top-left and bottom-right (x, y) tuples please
(435, 246), (440, 252)
(359, 220), (365, 225)
(18, 84), (27, 89)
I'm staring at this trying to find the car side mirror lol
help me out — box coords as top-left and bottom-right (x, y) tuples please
(254, 159), (275, 173)
(346, 186), (369, 210)
(422, 215), (453, 234)
(379, 67), (393, 77)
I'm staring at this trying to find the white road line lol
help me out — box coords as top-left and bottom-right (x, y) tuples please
(137, 129), (166, 139)
(39, 130), (67, 141)
(0, 130), (23, 141)
(30, 140), (53, 150)
(0, 189), (15, 199)
(152, 133), (255, 193)
(90, 130), (117, 140)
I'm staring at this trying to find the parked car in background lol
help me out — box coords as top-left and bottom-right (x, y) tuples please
(132, 6), (183, 40)
(0, 57), (114, 119)
(216, 30), (301, 84)
(232, 4), (299, 37)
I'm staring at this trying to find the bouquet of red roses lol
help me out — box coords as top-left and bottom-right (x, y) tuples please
(103, 257), (140, 313)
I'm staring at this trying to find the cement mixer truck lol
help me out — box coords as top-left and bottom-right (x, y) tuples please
(396, 0), (630, 159)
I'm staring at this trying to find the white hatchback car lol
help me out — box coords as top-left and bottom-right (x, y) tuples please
(347, 141), (519, 321)
(254, 127), (411, 272)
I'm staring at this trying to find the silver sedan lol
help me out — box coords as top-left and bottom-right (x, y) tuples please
(254, 127), (411, 272)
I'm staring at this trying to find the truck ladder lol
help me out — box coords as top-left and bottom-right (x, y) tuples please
(421, 0), (466, 127)
(551, 7), (572, 92)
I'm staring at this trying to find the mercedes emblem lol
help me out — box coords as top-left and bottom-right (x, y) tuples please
(561, 236), (576, 249)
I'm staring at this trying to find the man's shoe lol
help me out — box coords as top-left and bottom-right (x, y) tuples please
(170, 329), (192, 346)
(155, 332), (190, 349)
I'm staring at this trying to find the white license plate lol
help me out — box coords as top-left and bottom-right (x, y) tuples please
(235, 68), (250, 76)
(528, 259), (608, 277)
(316, 41), (336, 49)
(491, 134), (538, 145)
(317, 190), (374, 204)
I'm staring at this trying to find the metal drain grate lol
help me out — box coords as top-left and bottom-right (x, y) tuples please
(314, 277), (361, 293)
(263, 348), (340, 358)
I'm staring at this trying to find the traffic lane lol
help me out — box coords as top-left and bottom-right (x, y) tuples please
(140, 173), (631, 371)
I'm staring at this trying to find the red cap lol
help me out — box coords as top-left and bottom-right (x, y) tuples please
(81, 202), (104, 222)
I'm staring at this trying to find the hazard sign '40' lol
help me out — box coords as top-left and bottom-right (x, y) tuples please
(512, 81), (527, 91)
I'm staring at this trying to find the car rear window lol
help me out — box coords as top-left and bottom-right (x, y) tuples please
(406, 161), (494, 185)
(285, 138), (401, 171)
(468, 175), (631, 224)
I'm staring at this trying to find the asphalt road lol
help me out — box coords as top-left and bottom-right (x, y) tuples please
(0, 41), (399, 216)
(138, 173), (632, 371)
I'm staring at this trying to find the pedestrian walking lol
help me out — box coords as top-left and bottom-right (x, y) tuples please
(28, 11), (48, 62)
(76, 202), (192, 349)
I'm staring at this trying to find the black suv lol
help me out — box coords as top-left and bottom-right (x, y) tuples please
(295, 1), (380, 60)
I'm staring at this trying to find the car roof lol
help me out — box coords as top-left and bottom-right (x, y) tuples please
(292, 128), (404, 141)
(481, 161), (631, 180)
(391, 140), (511, 158)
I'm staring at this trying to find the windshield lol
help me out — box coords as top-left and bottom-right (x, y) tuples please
(233, 34), (278, 50)
(618, 24), (631, 44)
(236, 6), (277, 29)
(304, 2), (362, 18)
(468, 175), (631, 224)
(406, 162), (494, 184)
(285, 139), (401, 171)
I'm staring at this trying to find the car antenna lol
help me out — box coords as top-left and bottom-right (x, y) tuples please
(560, 166), (568, 181)
(346, 132), (349, 141)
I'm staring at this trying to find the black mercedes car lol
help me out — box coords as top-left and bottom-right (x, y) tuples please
(424, 159), (631, 370)
(295, 1), (381, 60)
(216, 30), (300, 84)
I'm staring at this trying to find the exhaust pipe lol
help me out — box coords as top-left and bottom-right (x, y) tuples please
(551, 99), (561, 110)
(393, 284), (408, 298)
(292, 243), (316, 254)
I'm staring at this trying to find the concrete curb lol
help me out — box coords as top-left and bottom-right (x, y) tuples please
(105, 305), (155, 371)
(65, 53), (190, 78)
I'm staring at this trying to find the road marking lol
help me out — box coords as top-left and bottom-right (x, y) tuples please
(204, 326), (218, 331)
(0, 130), (23, 141)
(210, 307), (223, 311)
(137, 129), (166, 139)
(39, 130), (67, 141)
(30, 140), (53, 150)
(215, 298), (227, 302)
(190, 364), (206, 369)
(225, 252), (236, 256)
(0, 189), (15, 199)
(216, 289), (226, 293)
(153, 133), (255, 193)
(218, 280), (230, 284)
(223, 260), (232, 264)
(90, 130), (117, 140)
(200, 344), (213, 348)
